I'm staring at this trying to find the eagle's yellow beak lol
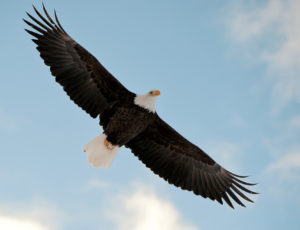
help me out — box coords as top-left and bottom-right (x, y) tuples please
(152, 90), (160, 96)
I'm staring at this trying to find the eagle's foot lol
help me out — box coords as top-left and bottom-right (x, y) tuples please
(104, 139), (115, 150)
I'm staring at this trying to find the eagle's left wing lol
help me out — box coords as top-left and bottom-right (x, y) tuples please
(126, 114), (257, 208)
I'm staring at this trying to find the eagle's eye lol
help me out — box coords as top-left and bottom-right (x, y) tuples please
(149, 90), (160, 96)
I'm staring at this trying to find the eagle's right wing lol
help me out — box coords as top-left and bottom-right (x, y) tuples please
(24, 5), (135, 118)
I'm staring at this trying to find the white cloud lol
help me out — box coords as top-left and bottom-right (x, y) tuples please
(266, 152), (300, 179)
(228, 0), (300, 108)
(0, 216), (50, 230)
(107, 184), (198, 230)
(0, 200), (62, 230)
(229, 0), (282, 43)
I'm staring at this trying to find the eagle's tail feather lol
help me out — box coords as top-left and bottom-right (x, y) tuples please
(83, 133), (119, 168)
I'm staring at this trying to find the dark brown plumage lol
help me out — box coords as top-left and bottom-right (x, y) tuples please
(24, 4), (134, 119)
(126, 115), (257, 208)
(24, 5), (257, 209)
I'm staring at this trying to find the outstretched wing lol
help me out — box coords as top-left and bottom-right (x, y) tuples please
(126, 115), (257, 208)
(24, 5), (134, 118)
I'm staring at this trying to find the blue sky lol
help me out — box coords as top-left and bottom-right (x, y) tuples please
(1, 0), (300, 229)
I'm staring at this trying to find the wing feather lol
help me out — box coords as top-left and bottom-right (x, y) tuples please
(126, 115), (257, 208)
(24, 5), (134, 118)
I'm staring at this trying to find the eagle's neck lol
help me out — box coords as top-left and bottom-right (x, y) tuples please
(134, 94), (156, 113)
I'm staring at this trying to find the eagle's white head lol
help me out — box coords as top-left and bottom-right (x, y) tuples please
(134, 90), (160, 113)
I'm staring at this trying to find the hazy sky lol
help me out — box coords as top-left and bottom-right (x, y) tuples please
(1, 0), (300, 229)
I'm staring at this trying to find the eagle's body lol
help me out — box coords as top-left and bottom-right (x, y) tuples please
(24, 5), (257, 209)
(103, 103), (155, 146)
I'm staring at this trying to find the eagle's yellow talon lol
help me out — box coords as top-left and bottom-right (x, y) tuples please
(104, 139), (115, 150)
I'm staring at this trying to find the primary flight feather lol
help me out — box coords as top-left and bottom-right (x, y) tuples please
(24, 4), (257, 208)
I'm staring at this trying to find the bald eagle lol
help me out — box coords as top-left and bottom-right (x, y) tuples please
(24, 5), (257, 208)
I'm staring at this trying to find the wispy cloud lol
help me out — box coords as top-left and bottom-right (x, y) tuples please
(228, 0), (300, 109)
(266, 152), (300, 179)
(107, 184), (198, 230)
(229, 0), (283, 43)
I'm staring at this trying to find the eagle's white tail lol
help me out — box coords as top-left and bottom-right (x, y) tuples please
(83, 133), (119, 168)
